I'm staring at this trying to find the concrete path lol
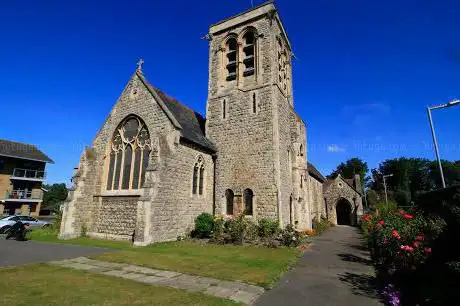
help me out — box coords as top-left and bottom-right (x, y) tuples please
(0, 239), (111, 267)
(256, 226), (383, 306)
(50, 257), (265, 305)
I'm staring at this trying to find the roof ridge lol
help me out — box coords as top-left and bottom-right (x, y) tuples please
(150, 85), (197, 115)
(0, 138), (39, 148)
(0, 139), (54, 163)
(134, 71), (216, 153)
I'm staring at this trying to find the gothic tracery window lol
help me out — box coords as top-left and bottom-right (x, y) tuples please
(192, 156), (205, 195)
(106, 116), (151, 191)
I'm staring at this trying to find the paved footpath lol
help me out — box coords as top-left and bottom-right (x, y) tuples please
(50, 257), (265, 305)
(0, 239), (110, 267)
(256, 226), (383, 306)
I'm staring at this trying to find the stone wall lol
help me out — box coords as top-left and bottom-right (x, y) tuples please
(308, 175), (325, 221)
(149, 142), (214, 243)
(95, 196), (138, 239)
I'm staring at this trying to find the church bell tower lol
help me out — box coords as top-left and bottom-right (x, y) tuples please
(205, 1), (301, 228)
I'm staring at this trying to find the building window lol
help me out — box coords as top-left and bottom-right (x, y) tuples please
(243, 189), (253, 215)
(277, 37), (288, 94)
(225, 189), (234, 215)
(252, 93), (257, 114)
(226, 38), (238, 81)
(242, 31), (256, 77)
(222, 99), (226, 119)
(106, 116), (151, 191)
(192, 165), (198, 194)
(299, 144), (304, 156)
(199, 166), (204, 195)
(192, 156), (205, 195)
(300, 175), (303, 188)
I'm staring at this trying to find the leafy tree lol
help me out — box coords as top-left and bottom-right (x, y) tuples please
(428, 160), (460, 188)
(366, 189), (382, 208)
(370, 158), (432, 205)
(369, 158), (460, 206)
(42, 183), (68, 212)
(328, 157), (369, 190)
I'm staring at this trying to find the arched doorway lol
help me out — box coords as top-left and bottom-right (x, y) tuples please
(336, 198), (352, 225)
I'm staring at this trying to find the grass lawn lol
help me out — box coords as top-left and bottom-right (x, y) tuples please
(29, 228), (134, 249)
(93, 241), (299, 288)
(29, 228), (300, 288)
(0, 264), (238, 306)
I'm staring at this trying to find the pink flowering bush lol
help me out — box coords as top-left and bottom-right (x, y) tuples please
(362, 207), (446, 305)
(364, 209), (438, 273)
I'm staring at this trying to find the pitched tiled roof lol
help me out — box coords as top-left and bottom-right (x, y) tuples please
(344, 178), (355, 189)
(0, 139), (53, 163)
(307, 162), (326, 182)
(137, 72), (216, 153)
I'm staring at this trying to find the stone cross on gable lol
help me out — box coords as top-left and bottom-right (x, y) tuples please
(136, 59), (144, 71)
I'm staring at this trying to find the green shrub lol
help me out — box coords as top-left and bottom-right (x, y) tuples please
(192, 213), (215, 238)
(245, 220), (259, 242)
(281, 224), (302, 247)
(213, 215), (258, 245)
(225, 215), (247, 245)
(375, 201), (398, 217)
(258, 218), (280, 238)
(210, 216), (228, 244)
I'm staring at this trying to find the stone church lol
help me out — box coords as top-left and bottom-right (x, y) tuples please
(60, 1), (363, 245)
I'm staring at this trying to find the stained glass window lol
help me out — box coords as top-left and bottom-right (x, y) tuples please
(107, 116), (151, 190)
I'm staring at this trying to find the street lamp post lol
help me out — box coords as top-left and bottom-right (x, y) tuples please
(383, 174), (394, 205)
(427, 99), (460, 189)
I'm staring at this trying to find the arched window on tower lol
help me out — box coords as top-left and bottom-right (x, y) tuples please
(243, 30), (256, 77)
(106, 116), (151, 191)
(277, 37), (288, 94)
(192, 156), (205, 196)
(226, 38), (238, 81)
(225, 189), (234, 215)
(244, 189), (254, 215)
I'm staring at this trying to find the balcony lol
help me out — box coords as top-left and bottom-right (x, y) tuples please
(11, 168), (46, 181)
(4, 189), (43, 202)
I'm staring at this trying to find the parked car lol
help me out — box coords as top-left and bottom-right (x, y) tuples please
(0, 215), (50, 234)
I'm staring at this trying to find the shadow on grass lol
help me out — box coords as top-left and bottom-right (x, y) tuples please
(338, 272), (384, 302)
(337, 253), (372, 265)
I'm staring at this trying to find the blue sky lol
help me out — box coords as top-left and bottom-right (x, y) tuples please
(1, 0), (459, 184)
